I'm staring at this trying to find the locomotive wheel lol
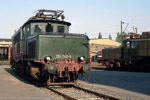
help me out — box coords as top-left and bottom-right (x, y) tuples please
(116, 62), (121, 68)
(129, 60), (132, 65)
(105, 62), (109, 69)
(74, 80), (77, 84)
(109, 64), (113, 69)
(64, 74), (70, 82)
(98, 60), (101, 64)
(25, 66), (31, 76)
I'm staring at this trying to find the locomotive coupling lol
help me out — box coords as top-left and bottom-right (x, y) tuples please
(82, 64), (90, 73)
(46, 64), (57, 74)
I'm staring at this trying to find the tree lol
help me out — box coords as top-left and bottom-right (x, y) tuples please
(115, 32), (127, 43)
(115, 32), (122, 43)
(109, 34), (112, 40)
(98, 32), (102, 39)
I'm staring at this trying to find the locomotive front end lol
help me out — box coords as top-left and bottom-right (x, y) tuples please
(33, 33), (90, 85)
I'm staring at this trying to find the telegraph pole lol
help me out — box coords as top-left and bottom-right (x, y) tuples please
(121, 21), (124, 39)
(135, 27), (137, 34)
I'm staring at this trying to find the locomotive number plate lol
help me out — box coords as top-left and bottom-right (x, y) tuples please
(56, 54), (71, 58)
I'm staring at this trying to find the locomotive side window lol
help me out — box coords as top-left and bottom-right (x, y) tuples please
(14, 32), (21, 44)
(57, 26), (64, 33)
(46, 23), (53, 32)
(126, 41), (130, 48)
(13, 31), (22, 54)
(131, 42), (138, 49)
(23, 27), (25, 34)
(34, 25), (41, 34)
(27, 27), (30, 32)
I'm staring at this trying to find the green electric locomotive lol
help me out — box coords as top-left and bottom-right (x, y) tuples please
(100, 32), (150, 72)
(10, 9), (90, 85)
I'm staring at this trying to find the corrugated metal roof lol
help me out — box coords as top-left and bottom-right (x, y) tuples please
(0, 39), (12, 45)
(89, 38), (121, 46)
(0, 38), (11, 42)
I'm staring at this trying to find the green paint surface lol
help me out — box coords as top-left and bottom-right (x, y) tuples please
(36, 35), (89, 61)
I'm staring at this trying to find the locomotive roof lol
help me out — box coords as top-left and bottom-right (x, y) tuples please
(23, 17), (71, 26)
(14, 9), (71, 34)
(122, 37), (150, 42)
(122, 32), (150, 42)
(24, 9), (71, 26)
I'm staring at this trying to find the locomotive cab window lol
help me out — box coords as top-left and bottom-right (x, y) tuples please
(126, 41), (130, 48)
(34, 25), (41, 34)
(46, 23), (53, 33)
(57, 26), (64, 33)
(131, 42), (138, 49)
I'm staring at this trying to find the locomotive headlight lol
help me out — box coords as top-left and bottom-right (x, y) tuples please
(46, 56), (51, 61)
(78, 56), (85, 62)
(44, 56), (52, 62)
(80, 56), (85, 61)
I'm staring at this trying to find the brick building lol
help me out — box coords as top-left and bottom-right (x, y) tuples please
(89, 39), (121, 61)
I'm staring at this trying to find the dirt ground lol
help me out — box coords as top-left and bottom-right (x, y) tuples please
(0, 65), (150, 100)
(0, 65), (63, 100)
(0, 60), (10, 65)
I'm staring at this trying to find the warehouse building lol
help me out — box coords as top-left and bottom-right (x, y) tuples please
(0, 38), (12, 60)
(89, 38), (121, 61)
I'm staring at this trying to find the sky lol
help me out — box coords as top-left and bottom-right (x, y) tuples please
(0, 0), (150, 40)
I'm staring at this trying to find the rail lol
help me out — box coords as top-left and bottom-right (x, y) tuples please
(47, 85), (121, 100)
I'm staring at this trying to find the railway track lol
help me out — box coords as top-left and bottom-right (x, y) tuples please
(47, 85), (120, 100)
(12, 68), (120, 100)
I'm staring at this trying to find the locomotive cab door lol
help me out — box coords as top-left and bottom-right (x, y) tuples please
(130, 41), (138, 59)
(123, 40), (131, 59)
(123, 40), (138, 60)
